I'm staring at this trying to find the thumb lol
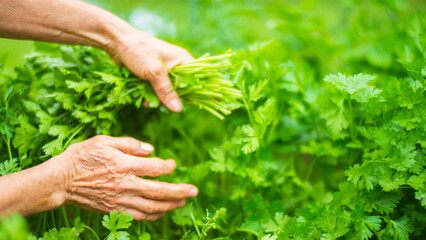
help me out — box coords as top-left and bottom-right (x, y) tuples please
(99, 136), (155, 156)
(148, 65), (183, 112)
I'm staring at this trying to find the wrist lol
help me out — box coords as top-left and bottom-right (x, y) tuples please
(96, 17), (135, 52)
(39, 155), (70, 209)
(93, 15), (142, 60)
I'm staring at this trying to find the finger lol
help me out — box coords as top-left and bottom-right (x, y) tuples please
(95, 135), (154, 156)
(68, 192), (166, 221)
(123, 156), (176, 177)
(120, 196), (186, 214)
(126, 176), (198, 200)
(120, 209), (165, 221)
(147, 63), (182, 112)
(166, 53), (196, 70)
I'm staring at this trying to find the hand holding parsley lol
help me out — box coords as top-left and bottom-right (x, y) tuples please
(107, 31), (194, 112)
(62, 136), (198, 220)
(0, 136), (198, 219)
(0, 0), (194, 112)
(0, 0), (198, 219)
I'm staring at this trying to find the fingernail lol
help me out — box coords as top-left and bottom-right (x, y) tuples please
(169, 160), (177, 168)
(189, 188), (198, 197)
(178, 200), (186, 207)
(169, 98), (182, 112)
(140, 142), (154, 152)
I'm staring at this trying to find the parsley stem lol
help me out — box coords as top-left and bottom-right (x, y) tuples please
(63, 125), (85, 150)
(1, 134), (12, 160)
(60, 206), (70, 228)
(83, 225), (100, 240)
(189, 203), (201, 238)
(305, 156), (318, 181)
(50, 210), (56, 229)
(236, 228), (259, 237)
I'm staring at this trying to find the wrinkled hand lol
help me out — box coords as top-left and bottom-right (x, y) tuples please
(59, 135), (198, 221)
(108, 30), (194, 112)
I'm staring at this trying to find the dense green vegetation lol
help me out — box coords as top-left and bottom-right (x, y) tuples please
(1, 0), (426, 239)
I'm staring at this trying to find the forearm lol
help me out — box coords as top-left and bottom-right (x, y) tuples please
(0, 157), (67, 217)
(0, 0), (134, 51)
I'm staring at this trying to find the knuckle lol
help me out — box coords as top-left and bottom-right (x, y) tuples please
(156, 83), (173, 97)
(178, 184), (189, 196)
(154, 185), (166, 199)
(117, 136), (139, 152)
(120, 136), (136, 144)
(149, 158), (166, 176)
(167, 202), (178, 211)
(127, 137), (139, 147)
(92, 135), (110, 144)
(150, 65), (166, 77)
(111, 179), (126, 193)
(138, 213), (150, 221)
(64, 142), (81, 154)
(151, 166), (162, 177)
(166, 159), (176, 172)
(145, 202), (160, 214)
(181, 50), (193, 60)
(145, 215), (160, 222)
(105, 197), (119, 209)
(133, 212), (146, 221)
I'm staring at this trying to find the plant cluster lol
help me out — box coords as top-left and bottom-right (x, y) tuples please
(1, 0), (425, 239)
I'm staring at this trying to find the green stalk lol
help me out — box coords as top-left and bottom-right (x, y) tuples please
(0, 134), (12, 160)
(189, 203), (201, 238)
(83, 225), (100, 240)
(50, 210), (56, 229)
(168, 50), (242, 119)
(60, 206), (70, 228)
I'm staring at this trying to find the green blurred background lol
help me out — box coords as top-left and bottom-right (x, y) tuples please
(0, 0), (188, 74)
(2, 0), (424, 75)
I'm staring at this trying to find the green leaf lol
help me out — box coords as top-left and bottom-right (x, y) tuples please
(365, 216), (381, 231)
(254, 98), (277, 126)
(42, 138), (63, 156)
(103, 211), (133, 240)
(249, 79), (268, 102)
(262, 212), (290, 232)
(324, 73), (375, 95)
(0, 158), (21, 176)
(48, 125), (71, 140)
(94, 71), (122, 84)
(388, 217), (413, 240)
(12, 120), (38, 155)
(139, 232), (151, 240)
(241, 125), (259, 154)
(320, 95), (348, 136)
(261, 234), (278, 240)
(393, 141), (416, 171)
(0, 214), (33, 240)
(36, 110), (54, 134)
(106, 231), (130, 240)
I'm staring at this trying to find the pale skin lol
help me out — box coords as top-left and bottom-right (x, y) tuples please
(0, 0), (198, 220)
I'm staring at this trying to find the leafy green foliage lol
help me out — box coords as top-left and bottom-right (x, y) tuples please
(0, 158), (21, 175)
(1, 0), (426, 239)
(39, 217), (85, 240)
(102, 211), (133, 240)
(0, 214), (34, 240)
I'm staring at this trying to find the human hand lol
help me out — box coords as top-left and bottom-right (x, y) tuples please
(0, 0), (194, 112)
(107, 29), (194, 112)
(57, 135), (198, 221)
